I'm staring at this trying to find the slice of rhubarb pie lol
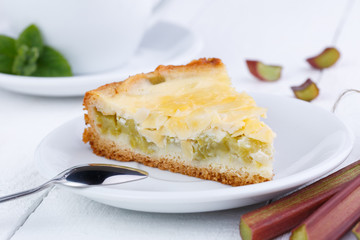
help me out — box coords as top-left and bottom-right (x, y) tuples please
(83, 58), (275, 186)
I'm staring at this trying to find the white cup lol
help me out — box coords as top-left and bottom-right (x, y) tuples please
(1, 0), (160, 75)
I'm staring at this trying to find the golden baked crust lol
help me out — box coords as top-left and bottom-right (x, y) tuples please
(83, 58), (225, 110)
(83, 125), (270, 186)
(83, 58), (274, 186)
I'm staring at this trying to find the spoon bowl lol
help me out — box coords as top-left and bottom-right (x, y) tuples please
(59, 164), (148, 187)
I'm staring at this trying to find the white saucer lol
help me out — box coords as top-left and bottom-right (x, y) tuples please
(0, 21), (202, 97)
(35, 93), (354, 213)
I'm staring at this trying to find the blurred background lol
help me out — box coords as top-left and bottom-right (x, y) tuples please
(0, 0), (360, 239)
(0, 0), (358, 97)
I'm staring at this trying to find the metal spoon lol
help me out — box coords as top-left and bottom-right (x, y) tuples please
(0, 164), (148, 203)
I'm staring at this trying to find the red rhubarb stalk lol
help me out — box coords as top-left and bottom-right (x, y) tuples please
(240, 160), (360, 240)
(290, 173), (360, 240)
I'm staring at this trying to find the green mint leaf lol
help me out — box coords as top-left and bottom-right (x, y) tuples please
(0, 35), (16, 74)
(2, 24), (72, 77)
(32, 46), (72, 77)
(12, 45), (40, 76)
(16, 24), (43, 54)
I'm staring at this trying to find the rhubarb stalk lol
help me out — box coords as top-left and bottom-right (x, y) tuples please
(240, 160), (360, 240)
(290, 173), (360, 240)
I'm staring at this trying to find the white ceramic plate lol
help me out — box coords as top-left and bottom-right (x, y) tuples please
(0, 21), (202, 97)
(35, 93), (354, 213)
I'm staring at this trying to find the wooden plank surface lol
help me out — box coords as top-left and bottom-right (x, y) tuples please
(1, 0), (358, 239)
(0, 91), (82, 239)
(11, 188), (263, 240)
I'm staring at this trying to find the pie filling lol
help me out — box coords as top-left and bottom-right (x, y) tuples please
(94, 109), (273, 176)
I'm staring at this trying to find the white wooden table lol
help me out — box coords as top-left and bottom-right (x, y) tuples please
(1, 0), (360, 239)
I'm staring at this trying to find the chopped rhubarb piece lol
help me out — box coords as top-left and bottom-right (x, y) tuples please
(246, 60), (282, 81)
(290, 174), (360, 240)
(353, 221), (360, 240)
(306, 47), (340, 69)
(149, 74), (165, 85)
(291, 79), (319, 102)
(239, 160), (360, 240)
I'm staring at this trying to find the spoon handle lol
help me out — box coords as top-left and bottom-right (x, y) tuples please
(0, 180), (54, 203)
